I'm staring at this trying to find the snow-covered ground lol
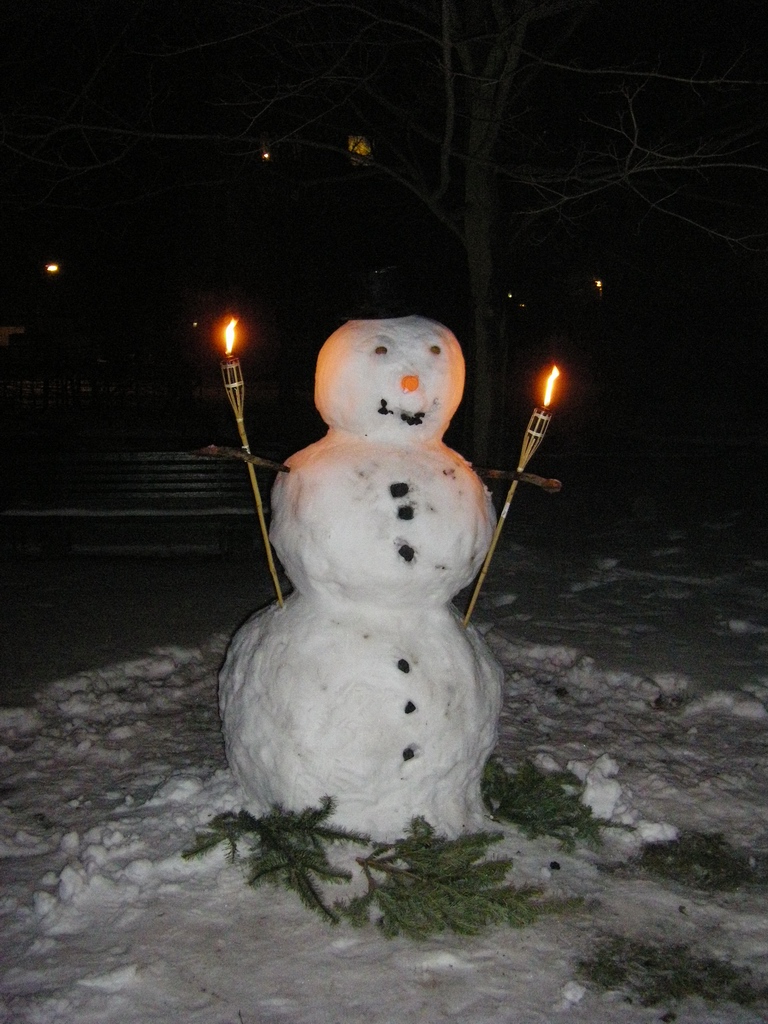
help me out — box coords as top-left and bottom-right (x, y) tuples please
(2, 450), (767, 1023)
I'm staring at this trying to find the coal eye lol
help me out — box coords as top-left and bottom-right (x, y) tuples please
(375, 345), (388, 354)
(430, 345), (441, 354)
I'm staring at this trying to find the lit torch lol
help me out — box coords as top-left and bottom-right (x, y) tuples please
(463, 365), (560, 627)
(220, 318), (284, 607)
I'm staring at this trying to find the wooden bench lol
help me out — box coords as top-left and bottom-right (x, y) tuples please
(0, 450), (281, 556)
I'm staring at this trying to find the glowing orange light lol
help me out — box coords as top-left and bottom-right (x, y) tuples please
(543, 365), (560, 407)
(224, 318), (238, 356)
(348, 134), (372, 165)
(401, 375), (419, 393)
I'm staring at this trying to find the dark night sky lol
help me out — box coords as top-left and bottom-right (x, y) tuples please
(1, 1), (766, 436)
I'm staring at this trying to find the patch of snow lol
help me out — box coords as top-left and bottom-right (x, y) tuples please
(2, 427), (768, 1021)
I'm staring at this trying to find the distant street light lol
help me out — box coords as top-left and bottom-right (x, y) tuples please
(45, 263), (60, 274)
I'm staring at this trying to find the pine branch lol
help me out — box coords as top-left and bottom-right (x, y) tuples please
(252, 803), (368, 922)
(482, 758), (604, 851)
(337, 817), (560, 939)
(183, 797), (370, 924)
(183, 787), (581, 937)
(182, 809), (262, 863)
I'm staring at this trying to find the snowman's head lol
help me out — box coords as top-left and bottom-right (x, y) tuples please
(314, 316), (464, 442)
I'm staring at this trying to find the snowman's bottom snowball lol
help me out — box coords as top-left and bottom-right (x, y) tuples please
(219, 595), (503, 841)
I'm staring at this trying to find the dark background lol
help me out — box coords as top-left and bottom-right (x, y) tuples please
(1, 1), (766, 455)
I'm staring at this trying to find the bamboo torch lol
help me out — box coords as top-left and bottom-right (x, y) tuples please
(220, 318), (284, 607)
(463, 365), (560, 627)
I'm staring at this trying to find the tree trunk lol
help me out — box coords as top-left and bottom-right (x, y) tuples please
(464, 163), (501, 465)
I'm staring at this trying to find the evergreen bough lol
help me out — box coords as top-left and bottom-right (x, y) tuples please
(482, 757), (604, 851)
(341, 816), (549, 938)
(183, 797), (367, 922)
(183, 796), (567, 937)
(578, 936), (766, 1007)
(637, 831), (766, 892)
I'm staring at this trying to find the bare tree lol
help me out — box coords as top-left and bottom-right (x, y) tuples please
(3, 0), (766, 458)
(214, 0), (767, 457)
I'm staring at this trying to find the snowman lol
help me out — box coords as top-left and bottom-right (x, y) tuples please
(219, 315), (503, 841)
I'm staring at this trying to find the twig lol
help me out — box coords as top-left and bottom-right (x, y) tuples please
(193, 444), (290, 472)
(477, 468), (561, 492)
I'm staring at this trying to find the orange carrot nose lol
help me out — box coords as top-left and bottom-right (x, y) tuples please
(401, 375), (419, 393)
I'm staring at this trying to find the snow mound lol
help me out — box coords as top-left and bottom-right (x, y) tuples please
(1, 621), (767, 1023)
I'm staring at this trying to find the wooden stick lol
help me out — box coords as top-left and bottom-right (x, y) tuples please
(477, 468), (561, 492)
(244, 457), (285, 606)
(217, 360), (285, 606)
(193, 444), (289, 473)
(463, 409), (557, 627)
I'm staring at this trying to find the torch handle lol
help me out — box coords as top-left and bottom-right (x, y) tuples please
(461, 487), (514, 627)
(221, 357), (284, 608)
(235, 421), (284, 609)
(462, 408), (552, 628)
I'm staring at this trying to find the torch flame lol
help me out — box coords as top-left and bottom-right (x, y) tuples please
(543, 365), (560, 408)
(224, 318), (238, 356)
